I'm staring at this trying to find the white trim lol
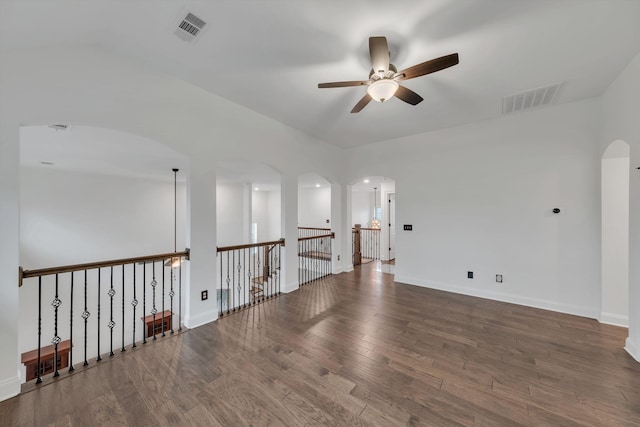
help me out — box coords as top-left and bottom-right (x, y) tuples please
(394, 275), (599, 319)
(282, 281), (299, 294)
(625, 337), (640, 363)
(0, 374), (21, 403)
(184, 309), (218, 329)
(599, 312), (629, 327)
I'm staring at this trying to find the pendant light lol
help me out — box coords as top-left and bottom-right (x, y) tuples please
(370, 187), (381, 229)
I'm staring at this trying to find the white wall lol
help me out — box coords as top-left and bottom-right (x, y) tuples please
(601, 154), (629, 326)
(298, 187), (331, 228)
(601, 51), (640, 360)
(216, 183), (248, 247)
(21, 167), (187, 266)
(352, 190), (372, 227)
(347, 98), (602, 318)
(267, 190), (282, 241)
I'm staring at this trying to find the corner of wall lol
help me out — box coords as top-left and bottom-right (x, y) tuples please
(599, 312), (629, 328)
(0, 373), (21, 403)
(184, 310), (218, 329)
(281, 281), (299, 294)
(625, 337), (640, 363)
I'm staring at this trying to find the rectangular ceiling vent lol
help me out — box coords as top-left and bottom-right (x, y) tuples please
(48, 124), (68, 131)
(502, 83), (562, 115)
(174, 12), (207, 42)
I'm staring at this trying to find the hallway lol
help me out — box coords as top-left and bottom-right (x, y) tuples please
(2, 263), (638, 426)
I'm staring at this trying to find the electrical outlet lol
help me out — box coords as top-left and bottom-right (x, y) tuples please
(201, 290), (208, 301)
(496, 274), (503, 283)
(337, 255), (340, 261)
(467, 271), (473, 279)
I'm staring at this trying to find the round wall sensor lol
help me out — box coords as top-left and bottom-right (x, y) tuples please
(553, 208), (561, 214)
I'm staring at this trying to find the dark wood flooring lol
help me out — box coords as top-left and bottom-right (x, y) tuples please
(2, 263), (640, 426)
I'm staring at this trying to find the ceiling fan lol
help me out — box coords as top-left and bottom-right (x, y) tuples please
(318, 36), (459, 113)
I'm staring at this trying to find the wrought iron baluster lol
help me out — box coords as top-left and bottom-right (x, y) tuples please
(69, 272), (74, 372)
(52, 274), (61, 377)
(131, 264), (137, 348)
(278, 244), (281, 294)
(82, 270), (89, 366)
(97, 269), (102, 362)
(36, 276), (42, 384)
(108, 266), (115, 356)
(170, 261), (175, 334)
(121, 265), (126, 352)
(143, 263), (146, 344)
(161, 261), (166, 337)
(151, 262), (157, 340)
(232, 251), (236, 312)
(179, 261), (183, 332)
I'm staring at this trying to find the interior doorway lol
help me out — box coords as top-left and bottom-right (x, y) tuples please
(388, 193), (396, 261)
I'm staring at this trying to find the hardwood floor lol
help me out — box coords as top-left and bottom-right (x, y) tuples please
(2, 263), (640, 426)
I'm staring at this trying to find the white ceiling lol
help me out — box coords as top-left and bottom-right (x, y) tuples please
(2, 1), (639, 149)
(20, 126), (189, 181)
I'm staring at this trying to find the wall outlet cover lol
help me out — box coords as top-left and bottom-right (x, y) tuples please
(201, 290), (208, 301)
(496, 274), (503, 283)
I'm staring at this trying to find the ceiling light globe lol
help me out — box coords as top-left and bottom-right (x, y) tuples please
(367, 79), (399, 103)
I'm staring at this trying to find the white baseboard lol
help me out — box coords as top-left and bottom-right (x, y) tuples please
(599, 312), (629, 327)
(281, 281), (299, 294)
(184, 309), (218, 329)
(394, 275), (598, 320)
(626, 337), (640, 363)
(0, 374), (20, 403)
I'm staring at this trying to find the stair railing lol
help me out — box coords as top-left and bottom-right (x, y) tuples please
(298, 232), (334, 286)
(18, 249), (189, 385)
(216, 238), (284, 317)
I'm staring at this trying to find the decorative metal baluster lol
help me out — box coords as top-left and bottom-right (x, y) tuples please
(278, 245), (281, 294)
(151, 262), (157, 340)
(245, 248), (249, 307)
(143, 263), (146, 344)
(69, 272), (74, 372)
(131, 264), (137, 348)
(169, 262), (175, 334)
(178, 261), (183, 331)
(52, 274), (61, 377)
(231, 251), (235, 312)
(121, 265), (126, 352)
(161, 261), (166, 337)
(82, 270), (90, 366)
(256, 251), (261, 304)
(97, 269), (102, 362)
(108, 266), (115, 356)
(36, 276), (42, 384)
(235, 251), (240, 312)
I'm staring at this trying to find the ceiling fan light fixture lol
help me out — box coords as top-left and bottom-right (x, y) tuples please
(367, 79), (398, 103)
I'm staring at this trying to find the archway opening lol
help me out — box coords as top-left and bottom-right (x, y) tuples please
(351, 176), (396, 275)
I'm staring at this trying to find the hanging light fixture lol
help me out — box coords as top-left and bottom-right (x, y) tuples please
(166, 168), (182, 268)
(370, 187), (381, 229)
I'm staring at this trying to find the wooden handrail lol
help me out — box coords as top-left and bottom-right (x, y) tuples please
(297, 233), (335, 242)
(19, 249), (190, 286)
(217, 238), (285, 253)
(352, 227), (381, 231)
(297, 227), (332, 231)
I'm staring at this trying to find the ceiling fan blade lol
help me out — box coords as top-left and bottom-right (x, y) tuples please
(369, 36), (390, 74)
(394, 85), (423, 105)
(318, 81), (369, 88)
(396, 53), (459, 81)
(351, 94), (372, 113)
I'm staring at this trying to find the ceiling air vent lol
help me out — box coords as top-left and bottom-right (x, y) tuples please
(502, 83), (562, 115)
(48, 124), (68, 131)
(174, 12), (207, 42)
